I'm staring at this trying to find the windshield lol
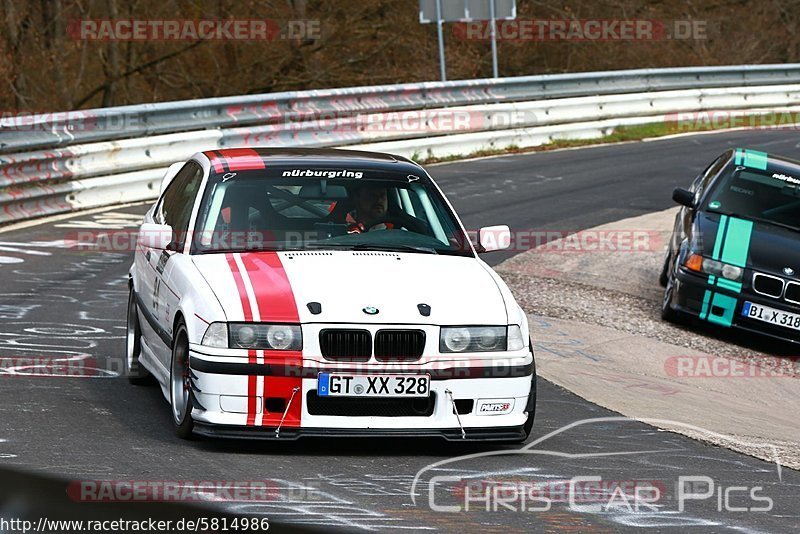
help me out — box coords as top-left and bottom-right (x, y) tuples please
(703, 166), (800, 231)
(191, 168), (474, 256)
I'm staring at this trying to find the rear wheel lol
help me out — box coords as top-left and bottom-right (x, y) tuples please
(170, 322), (194, 440)
(126, 289), (153, 385)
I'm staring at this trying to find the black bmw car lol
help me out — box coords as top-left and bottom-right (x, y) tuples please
(661, 148), (800, 344)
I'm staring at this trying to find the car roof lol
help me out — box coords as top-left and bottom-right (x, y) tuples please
(200, 147), (425, 176)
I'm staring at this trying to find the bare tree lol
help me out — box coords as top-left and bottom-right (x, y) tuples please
(1, 0), (798, 112)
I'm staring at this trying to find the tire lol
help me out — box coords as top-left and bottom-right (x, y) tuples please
(126, 289), (153, 385)
(170, 322), (194, 440)
(661, 273), (683, 323)
(505, 346), (536, 444)
(658, 249), (671, 287)
(522, 355), (537, 439)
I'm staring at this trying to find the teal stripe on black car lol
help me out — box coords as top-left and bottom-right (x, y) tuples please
(700, 215), (754, 327)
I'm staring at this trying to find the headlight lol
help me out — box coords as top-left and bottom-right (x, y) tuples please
(720, 263), (743, 281)
(441, 327), (472, 352)
(234, 325), (257, 346)
(440, 326), (509, 353)
(265, 325), (298, 350)
(229, 323), (302, 350)
(201, 322), (228, 347)
(684, 254), (743, 282)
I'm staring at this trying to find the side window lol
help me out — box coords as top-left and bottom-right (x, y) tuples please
(693, 154), (727, 203)
(703, 155), (728, 187)
(155, 162), (203, 248)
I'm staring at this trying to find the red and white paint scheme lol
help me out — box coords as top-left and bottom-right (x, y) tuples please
(127, 148), (536, 441)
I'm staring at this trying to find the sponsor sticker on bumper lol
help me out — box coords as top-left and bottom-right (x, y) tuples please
(742, 301), (800, 330)
(317, 373), (431, 397)
(476, 399), (515, 415)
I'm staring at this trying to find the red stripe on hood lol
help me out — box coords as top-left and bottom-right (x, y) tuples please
(239, 252), (302, 428)
(225, 253), (252, 322)
(225, 253), (258, 426)
(239, 252), (300, 323)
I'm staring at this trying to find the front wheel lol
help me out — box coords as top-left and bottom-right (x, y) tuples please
(659, 249), (672, 287)
(126, 289), (153, 385)
(505, 347), (536, 444)
(170, 322), (194, 439)
(661, 274), (683, 323)
(521, 362), (537, 439)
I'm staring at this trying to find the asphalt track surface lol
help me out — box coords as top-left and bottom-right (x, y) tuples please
(1, 130), (799, 532)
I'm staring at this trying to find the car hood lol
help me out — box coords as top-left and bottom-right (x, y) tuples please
(191, 251), (508, 325)
(694, 212), (800, 277)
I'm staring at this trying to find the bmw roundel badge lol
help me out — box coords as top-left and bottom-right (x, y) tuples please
(784, 267), (795, 277)
(363, 306), (379, 315)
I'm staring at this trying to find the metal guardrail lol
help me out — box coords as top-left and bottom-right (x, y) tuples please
(4, 64), (800, 155)
(2, 64), (800, 224)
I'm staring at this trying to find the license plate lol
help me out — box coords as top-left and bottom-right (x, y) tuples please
(742, 301), (800, 330)
(317, 373), (431, 397)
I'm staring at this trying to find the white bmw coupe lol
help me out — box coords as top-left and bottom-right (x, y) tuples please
(127, 147), (536, 441)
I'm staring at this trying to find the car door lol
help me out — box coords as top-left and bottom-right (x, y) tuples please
(148, 161), (204, 367)
(134, 204), (164, 369)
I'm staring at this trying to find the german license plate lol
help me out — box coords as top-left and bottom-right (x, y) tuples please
(317, 373), (431, 397)
(742, 301), (800, 330)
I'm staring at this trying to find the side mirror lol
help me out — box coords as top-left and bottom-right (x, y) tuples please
(160, 162), (184, 195)
(138, 223), (173, 250)
(672, 187), (695, 208)
(477, 225), (511, 253)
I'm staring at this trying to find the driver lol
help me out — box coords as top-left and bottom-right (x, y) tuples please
(346, 185), (395, 233)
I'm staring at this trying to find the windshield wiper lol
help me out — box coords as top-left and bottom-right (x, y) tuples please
(351, 243), (438, 254)
(303, 242), (438, 254)
(195, 246), (283, 254)
(707, 209), (800, 233)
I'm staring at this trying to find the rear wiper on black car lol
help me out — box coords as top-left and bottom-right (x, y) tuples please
(707, 208), (800, 233)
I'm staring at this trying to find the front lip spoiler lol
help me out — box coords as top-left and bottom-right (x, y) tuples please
(189, 357), (534, 379)
(192, 423), (527, 442)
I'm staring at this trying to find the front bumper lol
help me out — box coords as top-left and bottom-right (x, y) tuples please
(671, 267), (800, 344)
(186, 346), (535, 439)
